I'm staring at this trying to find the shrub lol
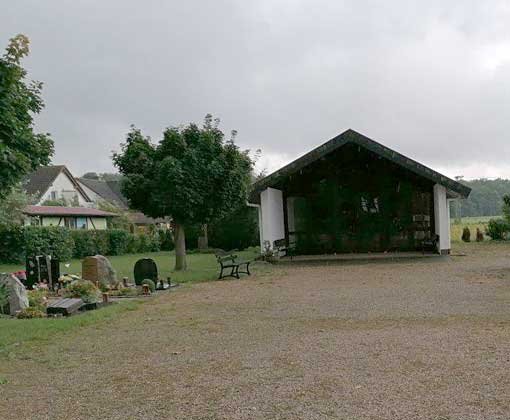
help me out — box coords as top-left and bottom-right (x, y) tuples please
(0, 225), (166, 264)
(185, 224), (202, 250)
(108, 229), (130, 255)
(461, 227), (471, 242)
(118, 287), (138, 297)
(136, 232), (161, 253)
(141, 279), (156, 292)
(158, 229), (174, 251)
(0, 224), (25, 262)
(27, 289), (48, 310)
(16, 307), (46, 319)
(65, 280), (101, 303)
(71, 230), (99, 258)
(24, 226), (74, 261)
(485, 219), (510, 240)
(209, 206), (259, 251)
(126, 234), (140, 253)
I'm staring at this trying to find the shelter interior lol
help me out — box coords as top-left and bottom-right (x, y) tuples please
(275, 143), (437, 254)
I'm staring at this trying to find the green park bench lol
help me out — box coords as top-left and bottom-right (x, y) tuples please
(215, 250), (252, 280)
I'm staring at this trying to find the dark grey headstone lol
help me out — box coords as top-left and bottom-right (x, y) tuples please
(134, 258), (158, 285)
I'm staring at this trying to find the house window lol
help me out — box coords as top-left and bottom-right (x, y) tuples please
(76, 217), (87, 229)
(50, 191), (57, 200)
(64, 217), (77, 229)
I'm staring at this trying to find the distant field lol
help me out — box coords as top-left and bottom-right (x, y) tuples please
(450, 215), (502, 242)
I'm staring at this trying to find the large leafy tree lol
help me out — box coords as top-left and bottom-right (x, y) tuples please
(0, 186), (35, 225)
(0, 34), (54, 197)
(113, 115), (254, 270)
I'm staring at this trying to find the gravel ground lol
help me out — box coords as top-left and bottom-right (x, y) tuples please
(1, 242), (510, 420)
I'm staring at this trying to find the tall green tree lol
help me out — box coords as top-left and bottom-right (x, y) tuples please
(0, 186), (34, 225)
(113, 115), (254, 270)
(0, 34), (54, 197)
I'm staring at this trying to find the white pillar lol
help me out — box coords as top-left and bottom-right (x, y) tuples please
(260, 187), (285, 250)
(433, 184), (451, 254)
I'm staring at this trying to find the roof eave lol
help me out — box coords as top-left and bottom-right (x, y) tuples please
(250, 129), (471, 199)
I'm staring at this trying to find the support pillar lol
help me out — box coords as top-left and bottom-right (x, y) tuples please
(260, 187), (285, 252)
(433, 184), (451, 254)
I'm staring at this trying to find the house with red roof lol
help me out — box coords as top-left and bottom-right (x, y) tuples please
(22, 205), (117, 230)
(22, 165), (117, 230)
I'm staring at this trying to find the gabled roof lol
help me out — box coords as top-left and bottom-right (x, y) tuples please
(23, 205), (116, 217)
(105, 181), (129, 208)
(78, 178), (128, 209)
(24, 165), (91, 202)
(251, 129), (471, 199)
(78, 178), (166, 225)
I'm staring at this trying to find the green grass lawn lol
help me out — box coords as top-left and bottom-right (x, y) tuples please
(0, 300), (141, 358)
(0, 247), (262, 360)
(0, 247), (260, 284)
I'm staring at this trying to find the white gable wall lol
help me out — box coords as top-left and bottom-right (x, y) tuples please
(37, 172), (91, 207)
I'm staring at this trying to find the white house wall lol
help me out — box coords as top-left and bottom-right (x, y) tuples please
(37, 172), (90, 207)
(433, 184), (451, 254)
(260, 188), (285, 250)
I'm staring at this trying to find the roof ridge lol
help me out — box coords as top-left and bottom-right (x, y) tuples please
(251, 129), (471, 198)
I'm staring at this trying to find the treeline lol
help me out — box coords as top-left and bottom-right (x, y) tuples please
(451, 178), (510, 218)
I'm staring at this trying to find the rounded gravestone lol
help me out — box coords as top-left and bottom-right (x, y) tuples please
(134, 258), (158, 286)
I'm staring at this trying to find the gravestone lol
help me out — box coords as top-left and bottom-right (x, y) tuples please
(26, 255), (60, 290)
(82, 255), (117, 288)
(134, 258), (158, 286)
(0, 273), (29, 315)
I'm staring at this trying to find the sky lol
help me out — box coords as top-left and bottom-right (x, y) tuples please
(2, 1), (510, 180)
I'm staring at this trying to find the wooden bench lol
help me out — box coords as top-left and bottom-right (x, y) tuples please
(421, 234), (439, 254)
(216, 251), (251, 280)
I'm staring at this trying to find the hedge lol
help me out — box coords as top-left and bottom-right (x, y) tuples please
(0, 206), (258, 263)
(0, 226), (163, 263)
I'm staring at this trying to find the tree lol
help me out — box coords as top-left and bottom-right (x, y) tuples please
(81, 172), (123, 181)
(502, 194), (510, 221)
(96, 199), (132, 230)
(82, 172), (100, 180)
(0, 186), (34, 225)
(0, 34), (54, 198)
(113, 115), (254, 270)
(450, 178), (510, 218)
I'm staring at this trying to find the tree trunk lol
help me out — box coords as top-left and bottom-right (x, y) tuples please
(174, 223), (187, 271)
(198, 224), (208, 250)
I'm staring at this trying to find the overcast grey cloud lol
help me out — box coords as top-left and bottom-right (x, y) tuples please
(2, 0), (510, 178)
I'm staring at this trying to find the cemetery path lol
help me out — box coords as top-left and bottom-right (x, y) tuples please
(1, 242), (510, 419)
